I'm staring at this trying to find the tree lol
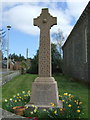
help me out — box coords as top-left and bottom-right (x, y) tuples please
(9, 53), (25, 61)
(27, 50), (38, 74)
(0, 29), (6, 56)
(51, 29), (65, 57)
(51, 43), (63, 74)
(28, 44), (63, 74)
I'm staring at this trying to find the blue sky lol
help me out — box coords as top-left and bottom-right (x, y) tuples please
(1, 0), (89, 58)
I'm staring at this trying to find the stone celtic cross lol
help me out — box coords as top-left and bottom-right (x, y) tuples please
(34, 8), (57, 77)
(29, 8), (62, 107)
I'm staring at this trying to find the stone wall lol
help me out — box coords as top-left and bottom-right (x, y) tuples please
(87, 10), (90, 81)
(62, 3), (90, 83)
(1, 71), (20, 86)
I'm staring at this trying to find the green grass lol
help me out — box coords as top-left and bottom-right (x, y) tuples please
(1, 74), (89, 118)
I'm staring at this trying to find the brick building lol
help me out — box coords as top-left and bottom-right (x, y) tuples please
(62, 2), (90, 83)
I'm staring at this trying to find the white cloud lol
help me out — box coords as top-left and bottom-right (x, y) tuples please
(2, 0), (89, 39)
(66, 0), (89, 20)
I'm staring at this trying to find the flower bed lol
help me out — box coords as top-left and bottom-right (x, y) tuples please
(3, 91), (84, 119)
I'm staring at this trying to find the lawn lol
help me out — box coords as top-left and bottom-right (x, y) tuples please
(1, 74), (89, 118)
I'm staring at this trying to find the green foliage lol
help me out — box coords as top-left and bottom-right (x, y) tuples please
(27, 50), (38, 74)
(51, 43), (63, 74)
(3, 91), (30, 112)
(28, 44), (63, 74)
(3, 91), (84, 119)
(24, 93), (84, 119)
(2, 74), (89, 118)
(9, 53), (25, 61)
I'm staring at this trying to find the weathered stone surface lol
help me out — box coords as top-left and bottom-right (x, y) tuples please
(62, 2), (90, 83)
(34, 8), (57, 77)
(30, 77), (59, 106)
(29, 8), (62, 107)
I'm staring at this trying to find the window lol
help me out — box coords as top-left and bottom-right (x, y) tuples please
(85, 26), (87, 63)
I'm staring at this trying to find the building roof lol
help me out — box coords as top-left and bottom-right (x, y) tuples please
(62, 1), (90, 49)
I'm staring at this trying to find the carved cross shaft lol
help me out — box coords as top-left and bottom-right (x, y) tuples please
(34, 8), (57, 77)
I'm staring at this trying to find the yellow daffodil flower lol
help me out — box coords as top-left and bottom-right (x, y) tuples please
(77, 106), (80, 108)
(28, 90), (30, 93)
(54, 110), (57, 114)
(60, 108), (63, 111)
(71, 95), (74, 98)
(68, 104), (72, 107)
(10, 98), (12, 101)
(14, 100), (17, 102)
(22, 91), (25, 93)
(62, 100), (65, 102)
(77, 109), (80, 113)
(30, 111), (33, 114)
(79, 102), (82, 105)
(43, 109), (46, 111)
(68, 94), (71, 96)
(74, 100), (77, 102)
(59, 95), (62, 97)
(64, 93), (68, 96)
(34, 109), (37, 113)
(76, 102), (79, 105)
(50, 103), (55, 107)
(31, 105), (35, 107)
(5, 99), (8, 102)
(17, 93), (20, 96)
(25, 106), (28, 109)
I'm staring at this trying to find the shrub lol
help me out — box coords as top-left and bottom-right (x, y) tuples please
(3, 90), (30, 112)
(3, 92), (84, 119)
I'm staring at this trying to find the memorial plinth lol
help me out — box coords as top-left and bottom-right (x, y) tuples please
(28, 8), (62, 108)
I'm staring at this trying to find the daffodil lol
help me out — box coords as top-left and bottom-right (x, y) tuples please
(5, 99), (8, 102)
(60, 108), (63, 111)
(25, 106), (28, 109)
(18, 99), (21, 101)
(77, 109), (80, 113)
(14, 100), (17, 102)
(77, 106), (80, 108)
(54, 110), (57, 114)
(50, 103), (55, 107)
(76, 102), (79, 105)
(22, 91), (25, 93)
(68, 104), (72, 107)
(79, 102), (82, 105)
(17, 93), (20, 96)
(30, 111), (33, 114)
(59, 95), (62, 97)
(28, 90), (30, 93)
(74, 100), (77, 102)
(68, 94), (71, 96)
(10, 98), (12, 101)
(71, 95), (74, 98)
(64, 93), (68, 96)
(62, 100), (65, 102)
(34, 109), (37, 113)
(43, 109), (46, 111)
(31, 105), (35, 107)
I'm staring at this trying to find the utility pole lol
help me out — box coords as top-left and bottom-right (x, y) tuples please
(7, 25), (11, 71)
